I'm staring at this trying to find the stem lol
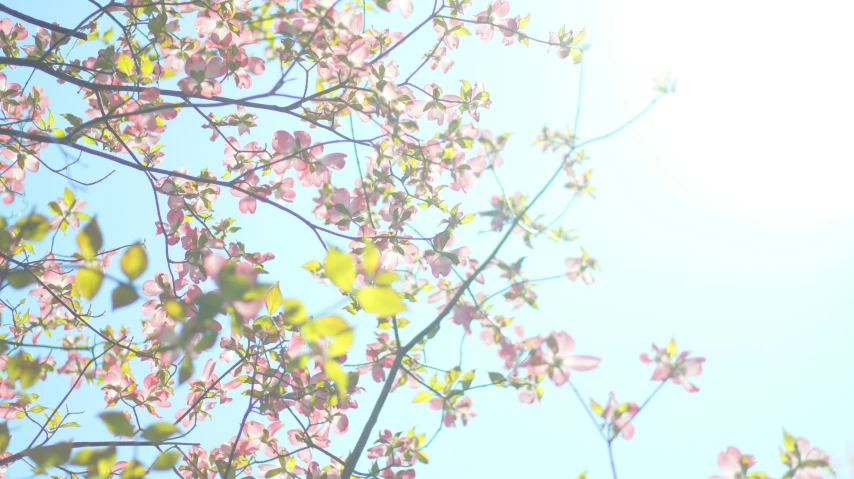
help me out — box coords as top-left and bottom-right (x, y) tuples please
(0, 4), (88, 40)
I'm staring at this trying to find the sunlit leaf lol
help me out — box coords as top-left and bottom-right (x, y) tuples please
(77, 267), (103, 300)
(120, 244), (147, 280)
(265, 282), (283, 314)
(356, 286), (406, 316)
(323, 359), (349, 397)
(361, 241), (380, 275)
(77, 219), (103, 259)
(100, 411), (135, 437)
(117, 54), (134, 75)
(121, 460), (147, 479)
(29, 442), (72, 468)
(283, 299), (307, 325)
(152, 451), (181, 470)
(15, 214), (50, 241)
(141, 422), (179, 443)
(324, 248), (356, 293)
(301, 315), (353, 357)
(412, 391), (432, 403)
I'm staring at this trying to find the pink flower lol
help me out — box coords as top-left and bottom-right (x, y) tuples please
(178, 55), (227, 98)
(530, 332), (600, 386)
(640, 340), (705, 393)
(708, 446), (757, 479)
(473, 1), (512, 42)
(782, 434), (832, 479)
(592, 392), (639, 440)
(565, 249), (597, 285)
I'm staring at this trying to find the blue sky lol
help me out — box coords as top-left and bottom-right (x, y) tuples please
(3, 0), (853, 478)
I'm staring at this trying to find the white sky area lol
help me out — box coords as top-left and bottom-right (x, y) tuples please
(415, 1), (854, 478)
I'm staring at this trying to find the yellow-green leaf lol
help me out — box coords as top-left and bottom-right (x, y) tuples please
(29, 442), (72, 468)
(590, 399), (604, 416)
(323, 359), (349, 397)
(783, 430), (797, 453)
(666, 339), (677, 357)
(301, 315), (353, 357)
(356, 286), (406, 317)
(374, 271), (400, 287)
(63, 187), (75, 206)
(302, 260), (322, 272)
(100, 411), (135, 437)
(152, 451), (181, 470)
(412, 391), (433, 403)
(142, 422), (179, 443)
(7, 270), (34, 288)
(361, 241), (380, 275)
(15, 214), (50, 241)
(112, 285), (139, 309)
(120, 244), (147, 280)
(570, 48), (582, 64)
(570, 28), (586, 46)
(117, 54), (134, 75)
(0, 423), (9, 454)
(283, 299), (307, 325)
(140, 56), (154, 76)
(266, 282), (283, 314)
(324, 248), (356, 293)
(121, 460), (147, 479)
(77, 219), (103, 259)
(77, 268), (103, 300)
(164, 299), (186, 321)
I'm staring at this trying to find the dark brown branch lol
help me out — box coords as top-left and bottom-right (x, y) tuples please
(0, 5), (88, 41)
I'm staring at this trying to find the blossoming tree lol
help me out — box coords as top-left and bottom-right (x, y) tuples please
(0, 0), (836, 478)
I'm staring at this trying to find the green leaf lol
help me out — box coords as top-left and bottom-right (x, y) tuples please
(570, 48), (583, 64)
(215, 459), (237, 479)
(460, 370), (475, 389)
(63, 187), (75, 206)
(8, 352), (41, 388)
(323, 359), (349, 397)
(77, 219), (103, 258)
(121, 460), (147, 479)
(324, 248), (356, 293)
(117, 54), (134, 75)
(265, 282), (283, 314)
(7, 270), (34, 288)
(356, 286), (406, 317)
(29, 442), (72, 468)
(140, 56), (154, 76)
(782, 430), (797, 453)
(0, 423), (9, 454)
(152, 451), (181, 470)
(141, 422), (179, 442)
(412, 391), (433, 403)
(77, 267), (103, 300)
(120, 244), (147, 280)
(178, 360), (194, 384)
(570, 28), (586, 46)
(100, 411), (135, 436)
(15, 214), (50, 241)
(300, 315), (353, 358)
(112, 285), (139, 309)
(71, 446), (116, 478)
(361, 241), (380, 275)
